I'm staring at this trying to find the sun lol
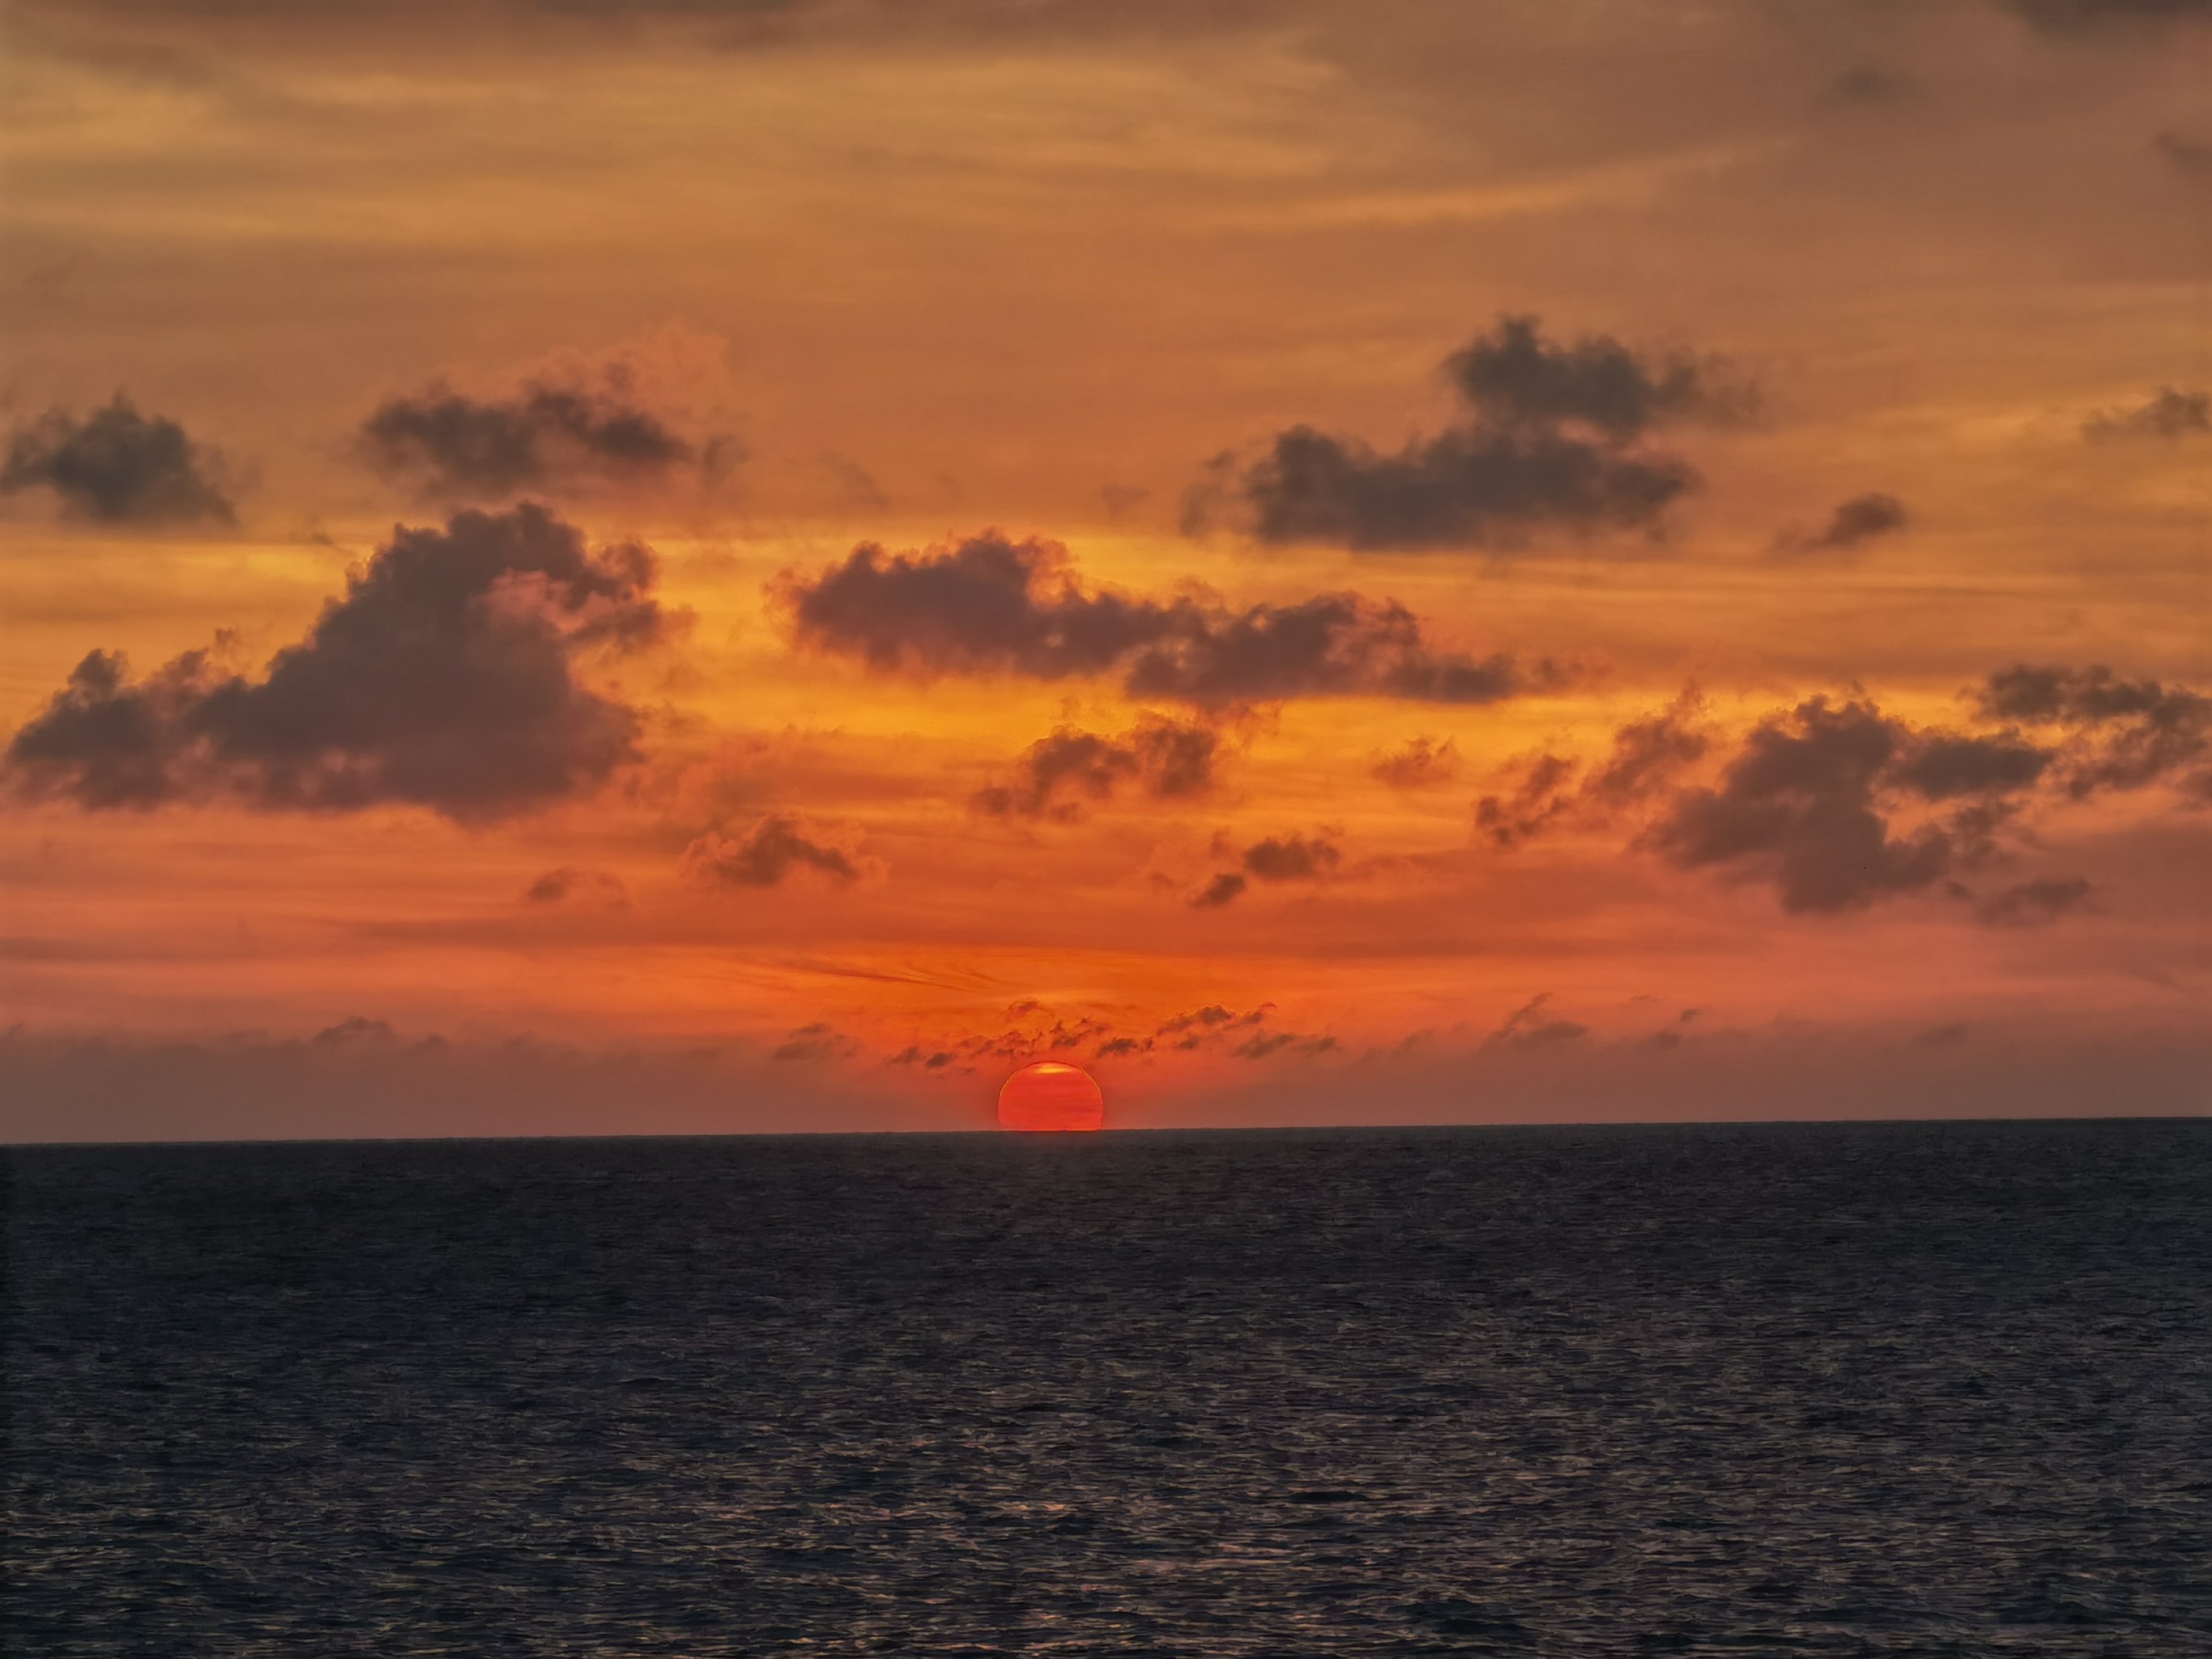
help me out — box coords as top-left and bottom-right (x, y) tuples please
(997, 1061), (1106, 1132)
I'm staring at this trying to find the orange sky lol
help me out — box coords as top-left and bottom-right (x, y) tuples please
(2, 0), (2207, 1137)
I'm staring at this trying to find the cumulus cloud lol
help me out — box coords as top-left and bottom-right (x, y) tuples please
(4, 504), (667, 818)
(681, 813), (867, 888)
(1232, 1030), (1339, 1060)
(522, 867), (630, 907)
(771, 1022), (859, 1063)
(1370, 736), (1461, 789)
(777, 531), (1534, 707)
(1191, 831), (1342, 906)
(1192, 315), (1745, 552)
(1477, 689), (1708, 847)
(1774, 492), (1909, 558)
(1191, 872), (1250, 908)
(2, 396), (235, 526)
(2003, 0), (2212, 33)
(1975, 663), (2211, 797)
(1546, 669), (2212, 915)
(1640, 697), (2050, 914)
(1443, 314), (1744, 440)
(2082, 387), (2211, 441)
(2153, 130), (2212, 178)
(1482, 994), (1589, 1051)
(360, 374), (719, 499)
(974, 714), (1220, 821)
(1975, 875), (2095, 926)
(1826, 65), (1920, 106)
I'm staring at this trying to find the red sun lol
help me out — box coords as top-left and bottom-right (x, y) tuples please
(997, 1061), (1106, 1132)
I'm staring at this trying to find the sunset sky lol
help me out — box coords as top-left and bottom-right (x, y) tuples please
(2, 0), (2206, 1138)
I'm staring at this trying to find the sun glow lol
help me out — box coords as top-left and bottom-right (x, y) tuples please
(996, 1061), (1105, 1132)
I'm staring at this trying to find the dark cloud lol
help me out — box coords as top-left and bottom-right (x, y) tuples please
(1622, 672), (2208, 914)
(1097, 1004), (1280, 1057)
(1191, 872), (1248, 909)
(1232, 1030), (1338, 1060)
(359, 378), (706, 499)
(2004, 0), (2212, 32)
(4, 504), (667, 818)
(1157, 1004), (1264, 1040)
(1643, 697), (1967, 914)
(778, 531), (1532, 707)
(1241, 831), (1340, 881)
(770, 1022), (857, 1064)
(1888, 731), (2052, 800)
(1370, 736), (1460, 789)
(522, 866), (629, 906)
(1475, 753), (1580, 848)
(1443, 314), (1742, 441)
(1477, 689), (1708, 847)
(1775, 492), (1909, 557)
(681, 813), (865, 888)
(889, 1044), (959, 1069)
(2, 396), (235, 525)
(1826, 65), (1920, 105)
(1975, 875), (2095, 927)
(1228, 423), (1698, 553)
(1190, 833), (1341, 906)
(1975, 664), (2211, 797)
(1199, 315), (1743, 552)
(2083, 386), (2211, 440)
(973, 714), (1219, 821)
(312, 1015), (399, 1047)
(1482, 994), (1588, 1051)
(2152, 130), (2212, 177)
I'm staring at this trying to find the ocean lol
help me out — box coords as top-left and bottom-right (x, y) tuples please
(6, 1120), (2209, 1655)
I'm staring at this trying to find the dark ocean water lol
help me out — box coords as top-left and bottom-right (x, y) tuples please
(5, 1120), (2210, 1657)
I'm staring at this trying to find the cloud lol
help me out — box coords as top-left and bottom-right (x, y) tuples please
(360, 376), (707, 499)
(312, 1015), (398, 1047)
(1475, 752), (1581, 848)
(4, 503), (667, 818)
(1443, 313), (1744, 441)
(1477, 689), (1708, 847)
(1, 396), (235, 525)
(1370, 736), (1461, 789)
(777, 531), (1534, 707)
(1195, 315), (1745, 552)
(1775, 492), (1909, 557)
(889, 1044), (958, 1069)
(1642, 697), (2003, 914)
(1975, 875), (2095, 926)
(1232, 1030), (1339, 1060)
(2003, 0), (2212, 34)
(681, 812), (867, 888)
(1191, 872), (1248, 908)
(522, 866), (629, 907)
(973, 714), (1220, 821)
(2152, 130), (2212, 178)
(1825, 66), (1920, 106)
(2083, 387), (2211, 440)
(1975, 663), (2211, 797)
(1241, 831), (1341, 881)
(1191, 831), (1342, 905)
(1482, 993), (1588, 1051)
(1609, 672), (2210, 914)
(770, 1021), (859, 1063)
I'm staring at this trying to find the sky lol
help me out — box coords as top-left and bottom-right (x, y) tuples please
(2, 0), (2207, 1139)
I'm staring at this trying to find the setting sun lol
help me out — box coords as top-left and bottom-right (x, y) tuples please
(997, 1062), (1106, 1132)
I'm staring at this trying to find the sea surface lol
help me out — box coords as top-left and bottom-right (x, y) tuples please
(5, 1120), (2210, 1657)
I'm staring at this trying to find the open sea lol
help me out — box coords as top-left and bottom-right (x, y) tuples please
(5, 1119), (2209, 1657)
